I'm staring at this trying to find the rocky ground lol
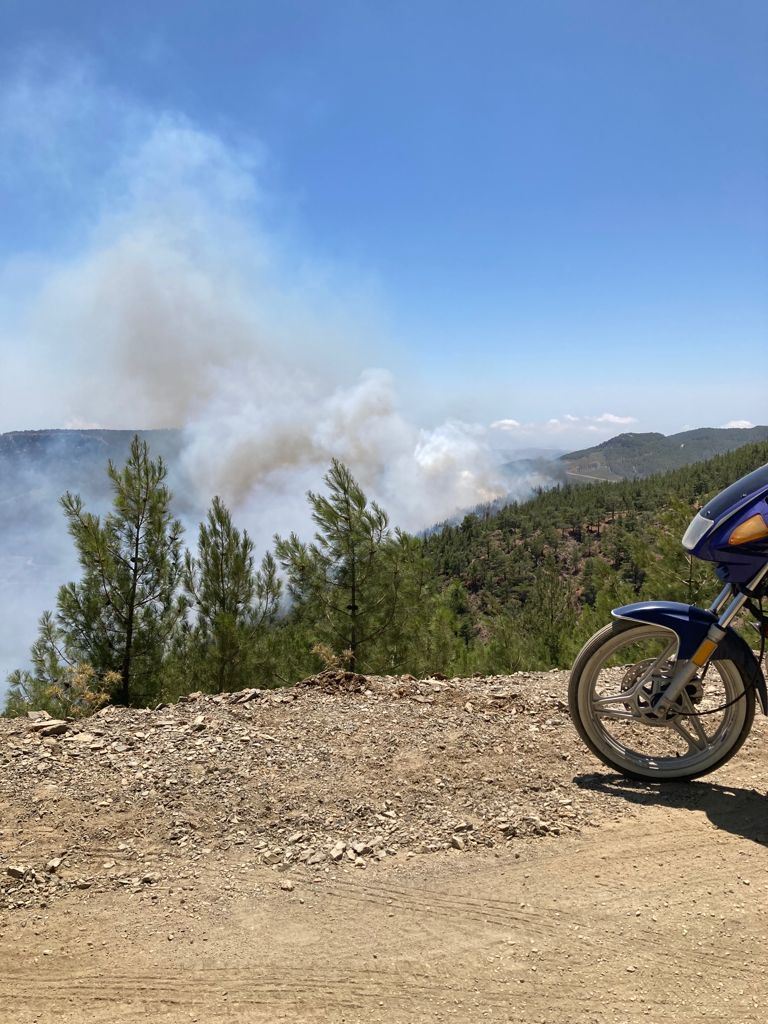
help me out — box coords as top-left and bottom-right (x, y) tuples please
(0, 669), (609, 911)
(2, 669), (768, 1022)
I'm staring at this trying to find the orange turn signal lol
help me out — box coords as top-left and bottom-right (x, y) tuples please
(691, 638), (718, 667)
(728, 513), (768, 546)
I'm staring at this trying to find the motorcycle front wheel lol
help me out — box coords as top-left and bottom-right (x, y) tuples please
(569, 620), (755, 781)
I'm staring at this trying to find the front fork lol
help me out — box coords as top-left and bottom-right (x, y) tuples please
(655, 566), (768, 714)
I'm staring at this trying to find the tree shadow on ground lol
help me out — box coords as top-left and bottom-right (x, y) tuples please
(573, 772), (768, 846)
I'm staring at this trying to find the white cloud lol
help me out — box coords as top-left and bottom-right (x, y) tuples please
(595, 412), (638, 425)
(489, 412), (638, 436)
(722, 420), (754, 429)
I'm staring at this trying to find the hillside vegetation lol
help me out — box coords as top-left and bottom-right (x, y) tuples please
(4, 437), (768, 715)
(561, 425), (768, 481)
(425, 440), (768, 669)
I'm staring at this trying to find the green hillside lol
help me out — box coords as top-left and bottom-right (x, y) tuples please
(425, 440), (768, 671)
(561, 425), (768, 481)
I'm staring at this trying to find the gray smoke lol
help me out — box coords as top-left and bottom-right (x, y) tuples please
(3, 102), (542, 528)
(0, 67), (556, 697)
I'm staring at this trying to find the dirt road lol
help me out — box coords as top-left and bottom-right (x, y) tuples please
(2, 674), (767, 1022)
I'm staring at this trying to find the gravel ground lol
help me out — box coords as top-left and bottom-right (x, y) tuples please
(4, 669), (768, 1023)
(0, 668), (628, 913)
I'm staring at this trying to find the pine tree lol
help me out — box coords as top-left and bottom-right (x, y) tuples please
(519, 555), (579, 666)
(275, 460), (421, 672)
(4, 611), (114, 718)
(183, 496), (281, 693)
(54, 436), (183, 705)
(636, 499), (712, 605)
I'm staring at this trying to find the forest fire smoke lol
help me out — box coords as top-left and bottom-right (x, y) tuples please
(0, 76), (541, 536)
(0, 68), (554, 694)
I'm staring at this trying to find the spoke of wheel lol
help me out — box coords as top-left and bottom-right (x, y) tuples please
(671, 717), (708, 754)
(638, 639), (677, 684)
(678, 692), (710, 747)
(593, 692), (635, 708)
(593, 708), (637, 721)
(592, 639), (678, 710)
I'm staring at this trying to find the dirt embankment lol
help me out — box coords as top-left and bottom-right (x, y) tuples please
(2, 670), (768, 1023)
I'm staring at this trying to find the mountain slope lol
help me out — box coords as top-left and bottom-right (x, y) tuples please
(561, 425), (768, 481)
(0, 429), (186, 531)
(425, 440), (768, 669)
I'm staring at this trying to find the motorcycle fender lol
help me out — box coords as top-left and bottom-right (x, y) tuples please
(613, 601), (768, 715)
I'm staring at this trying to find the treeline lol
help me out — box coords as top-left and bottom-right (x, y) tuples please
(5, 436), (768, 716)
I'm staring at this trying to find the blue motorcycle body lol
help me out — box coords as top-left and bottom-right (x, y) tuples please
(570, 457), (768, 780)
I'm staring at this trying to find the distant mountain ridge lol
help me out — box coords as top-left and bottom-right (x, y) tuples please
(5, 425), (766, 536)
(0, 429), (188, 539)
(0, 424), (182, 481)
(0, 428), (181, 471)
(559, 426), (768, 482)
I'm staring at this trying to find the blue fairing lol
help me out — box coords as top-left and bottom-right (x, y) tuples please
(684, 463), (768, 584)
(612, 601), (716, 660)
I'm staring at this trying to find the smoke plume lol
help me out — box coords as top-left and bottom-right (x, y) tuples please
(1, 66), (539, 533)
(0, 63), (556, 693)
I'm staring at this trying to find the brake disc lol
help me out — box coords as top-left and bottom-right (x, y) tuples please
(621, 658), (703, 722)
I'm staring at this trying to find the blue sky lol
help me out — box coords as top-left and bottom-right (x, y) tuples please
(0, 0), (766, 445)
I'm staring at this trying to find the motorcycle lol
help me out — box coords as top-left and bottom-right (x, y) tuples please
(569, 460), (768, 781)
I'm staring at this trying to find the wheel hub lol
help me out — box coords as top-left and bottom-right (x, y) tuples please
(620, 660), (703, 725)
